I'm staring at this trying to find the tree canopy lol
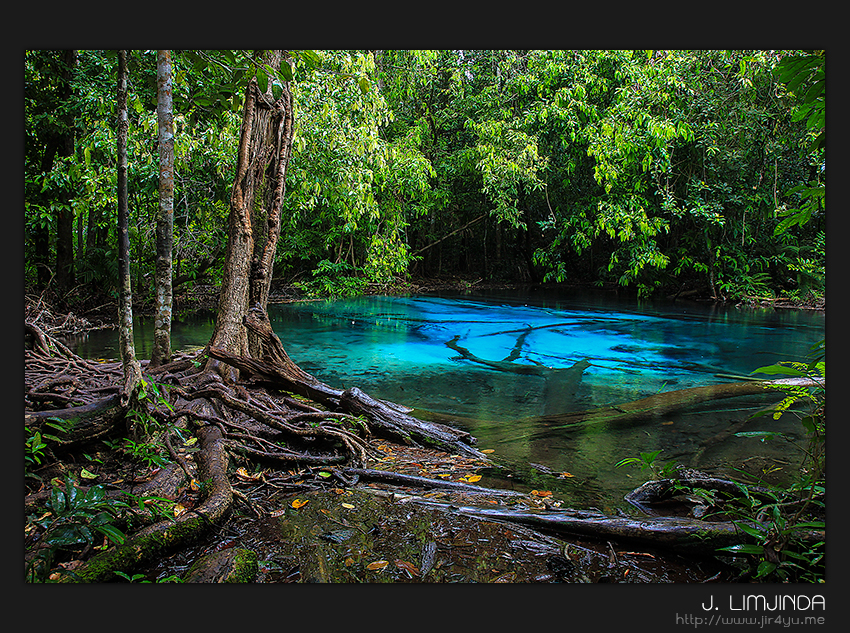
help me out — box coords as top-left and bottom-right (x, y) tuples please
(24, 49), (824, 307)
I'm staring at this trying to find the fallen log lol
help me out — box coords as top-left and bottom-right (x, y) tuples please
(341, 467), (526, 497)
(25, 394), (123, 447)
(409, 499), (748, 554)
(423, 376), (823, 445)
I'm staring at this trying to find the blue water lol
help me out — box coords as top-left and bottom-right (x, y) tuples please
(66, 289), (825, 511)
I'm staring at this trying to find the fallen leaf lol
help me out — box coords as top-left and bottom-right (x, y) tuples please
(173, 503), (187, 517)
(80, 468), (98, 479)
(366, 560), (389, 571)
(531, 490), (552, 497)
(317, 471), (332, 478)
(291, 499), (309, 509)
(395, 560), (420, 576)
(481, 449), (495, 454)
(558, 472), (575, 478)
(662, 421), (674, 426)
(461, 473), (482, 483)
(341, 503), (355, 509)
(269, 508), (287, 518)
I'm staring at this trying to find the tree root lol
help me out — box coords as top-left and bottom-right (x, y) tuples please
(56, 426), (232, 583)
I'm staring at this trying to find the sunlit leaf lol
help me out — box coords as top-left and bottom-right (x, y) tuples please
(531, 490), (552, 497)
(173, 503), (187, 517)
(558, 472), (574, 478)
(318, 471), (332, 478)
(80, 468), (98, 479)
(341, 503), (355, 509)
(481, 449), (495, 454)
(461, 474), (482, 483)
(291, 498), (309, 509)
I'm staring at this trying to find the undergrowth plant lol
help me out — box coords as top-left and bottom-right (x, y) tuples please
(614, 339), (826, 582)
(25, 475), (178, 582)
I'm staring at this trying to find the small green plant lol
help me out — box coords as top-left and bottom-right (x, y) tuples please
(121, 437), (171, 469)
(25, 417), (72, 479)
(614, 449), (679, 480)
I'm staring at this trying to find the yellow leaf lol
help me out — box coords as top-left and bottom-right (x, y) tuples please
(80, 468), (98, 479)
(366, 560), (389, 571)
(481, 449), (495, 454)
(190, 478), (201, 491)
(463, 474), (482, 483)
(559, 472), (575, 478)
(291, 498), (309, 509)
(341, 503), (355, 509)
(531, 490), (552, 497)
(174, 503), (187, 517)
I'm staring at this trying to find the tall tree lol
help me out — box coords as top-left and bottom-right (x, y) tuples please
(116, 50), (142, 406)
(206, 50), (294, 379)
(150, 50), (175, 368)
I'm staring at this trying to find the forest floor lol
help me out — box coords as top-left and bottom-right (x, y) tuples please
(24, 279), (824, 583)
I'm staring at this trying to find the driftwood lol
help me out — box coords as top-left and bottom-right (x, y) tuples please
(340, 467), (526, 497)
(409, 498), (748, 553)
(207, 308), (487, 460)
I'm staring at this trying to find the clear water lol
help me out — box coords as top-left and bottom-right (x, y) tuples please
(65, 289), (825, 512)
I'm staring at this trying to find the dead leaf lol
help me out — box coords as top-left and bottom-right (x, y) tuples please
(558, 472), (575, 478)
(291, 498), (309, 509)
(531, 490), (552, 497)
(341, 503), (355, 509)
(366, 560), (389, 571)
(395, 560), (420, 576)
(481, 449), (495, 454)
(173, 503), (187, 517)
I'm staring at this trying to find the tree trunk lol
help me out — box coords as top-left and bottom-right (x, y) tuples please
(116, 50), (142, 407)
(206, 51), (294, 378)
(55, 49), (78, 300)
(150, 50), (175, 368)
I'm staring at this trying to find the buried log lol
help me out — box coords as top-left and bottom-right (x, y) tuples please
(207, 308), (487, 460)
(422, 376), (823, 446)
(56, 425), (233, 583)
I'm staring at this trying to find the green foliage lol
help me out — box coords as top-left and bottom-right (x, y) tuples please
(24, 49), (824, 301)
(614, 449), (678, 480)
(294, 259), (368, 299)
(714, 480), (824, 582)
(25, 417), (72, 479)
(25, 475), (179, 582)
(26, 475), (130, 582)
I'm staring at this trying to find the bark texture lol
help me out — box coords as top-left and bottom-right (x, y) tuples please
(207, 51), (294, 378)
(151, 49), (174, 368)
(116, 50), (142, 407)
